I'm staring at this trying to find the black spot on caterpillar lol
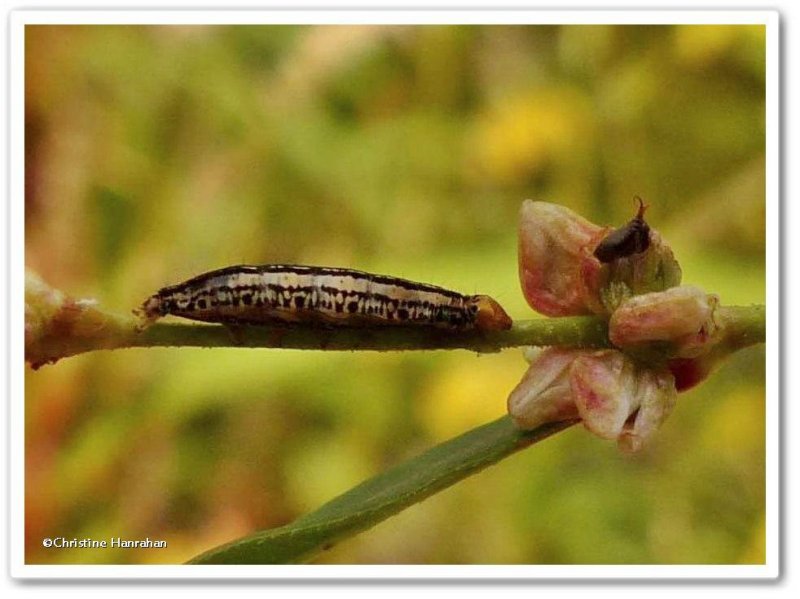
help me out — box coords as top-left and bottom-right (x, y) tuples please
(135, 264), (513, 332)
(593, 196), (651, 263)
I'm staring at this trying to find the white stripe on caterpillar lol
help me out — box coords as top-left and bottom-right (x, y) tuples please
(135, 264), (512, 332)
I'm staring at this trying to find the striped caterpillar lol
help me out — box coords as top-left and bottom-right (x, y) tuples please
(135, 264), (513, 332)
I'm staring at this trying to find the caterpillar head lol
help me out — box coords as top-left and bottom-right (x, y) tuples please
(468, 295), (513, 331)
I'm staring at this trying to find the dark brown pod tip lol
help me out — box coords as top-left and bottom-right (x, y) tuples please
(592, 196), (651, 263)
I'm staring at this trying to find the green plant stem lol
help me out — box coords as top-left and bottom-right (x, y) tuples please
(717, 304), (767, 351)
(25, 312), (610, 367)
(24, 270), (766, 368)
(25, 304), (766, 369)
(189, 416), (577, 564)
(134, 315), (611, 351)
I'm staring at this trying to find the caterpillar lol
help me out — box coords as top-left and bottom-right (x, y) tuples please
(135, 264), (513, 332)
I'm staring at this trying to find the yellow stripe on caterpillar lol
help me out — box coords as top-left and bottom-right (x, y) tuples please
(135, 264), (513, 332)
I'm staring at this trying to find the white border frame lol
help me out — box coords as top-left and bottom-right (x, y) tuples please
(9, 9), (780, 580)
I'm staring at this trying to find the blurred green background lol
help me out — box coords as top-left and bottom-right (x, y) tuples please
(24, 24), (766, 565)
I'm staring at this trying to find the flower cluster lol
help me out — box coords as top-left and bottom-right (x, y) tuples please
(509, 201), (723, 451)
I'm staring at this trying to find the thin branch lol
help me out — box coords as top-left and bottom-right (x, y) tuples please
(24, 270), (766, 369)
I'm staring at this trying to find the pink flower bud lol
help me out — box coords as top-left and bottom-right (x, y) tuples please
(511, 201), (700, 450)
(609, 286), (721, 358)
(596, 230), (683, 313)
(508, 347), (681, 451)
(518, 200), (608, 317)
(518, 201), (683, 317)
(668, 356), (716, 392)
(569, 350), (638, 439)
(507, 347), (582, 429)
(618, 368), (677, 452)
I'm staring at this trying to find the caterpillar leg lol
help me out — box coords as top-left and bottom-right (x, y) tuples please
(223, 323), (248, 346)
(133, 294), (164, 332)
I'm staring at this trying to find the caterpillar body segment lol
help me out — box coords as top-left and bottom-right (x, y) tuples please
(135, 264), (513, 332)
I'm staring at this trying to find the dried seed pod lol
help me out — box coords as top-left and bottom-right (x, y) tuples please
(596, 228), (683, 313)
(593, 197), (651, 263)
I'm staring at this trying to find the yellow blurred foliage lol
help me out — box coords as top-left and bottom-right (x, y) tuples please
(698, 387), (765, 460)
(673, 25), (763, 68)
(737, 514), (766, 565)
(283, 433), (378, 514)
(416, 354), (518, 440)
(468, 87), (595, 186)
